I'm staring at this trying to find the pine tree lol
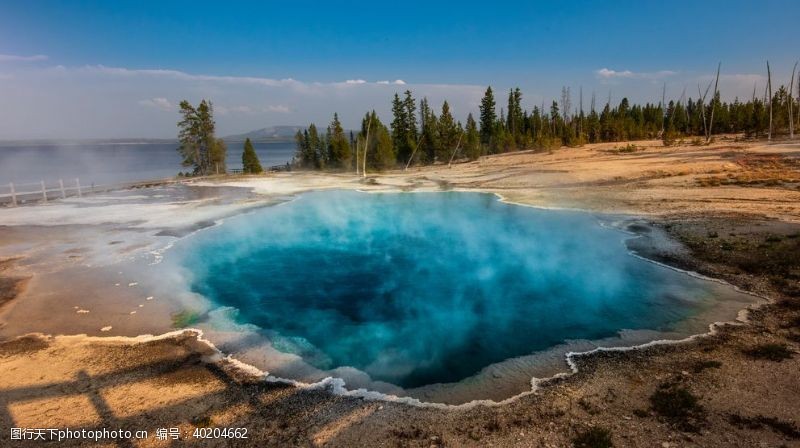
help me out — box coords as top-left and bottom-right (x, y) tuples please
(360, 111), (395, 170)
(464, 113), (481, 160)
(403, 90), (418, 143)
(327, 113), (351, 169)
(307, 124), (322, 169)
(241, 138), (263, 174)
(506, 87), (523, 147)
(210, 138), (227, 174)
(391, 93), (412, 163)
(479, 87), (497, 146)
(437, 101), (458, 162)
(294, 130), (312, 168)
(177, 99), (218, 175)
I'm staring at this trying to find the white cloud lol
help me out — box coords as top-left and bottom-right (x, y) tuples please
(137, 97), (173, 111)
(596, 68), (677, 80)
(266, 104), (290, 113)
(596, 68), (635, 79)
(217, 105), (259, 115)
(0, 54), (48, 62)
(0, 62), (486, 139)
(377, 79), (407, 85)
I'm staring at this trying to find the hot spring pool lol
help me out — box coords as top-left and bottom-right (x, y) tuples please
(176, 190), (756, 402)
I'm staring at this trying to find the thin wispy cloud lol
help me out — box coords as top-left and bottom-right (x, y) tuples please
(0, 53), (48, 62)
(137, 97), (173, 111)
(0, 62), (485, 139)
(266, 105), (291, 113)
(72, 65), (415, 93)
(596, 68), (677, 80)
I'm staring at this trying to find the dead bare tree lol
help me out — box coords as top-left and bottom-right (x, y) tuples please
(560, 87), (572, 123)
(767, 61), (773, 142)
(660, 82), (666, 137)
(447, 133), (464, 168)
(790, 61), (798, 139)
(404, 133), (424, 171)
(579, 86), (583, 139)
(707, 63), (721, 143)
(362, 114), (372, 177)
(681, 86), (689, 124)
(697, 81), (713, 142)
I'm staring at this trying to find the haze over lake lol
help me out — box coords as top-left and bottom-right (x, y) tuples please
(0, 140), (296, 186)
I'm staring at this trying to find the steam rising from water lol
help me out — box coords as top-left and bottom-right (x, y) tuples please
(176, 191), (751, 400)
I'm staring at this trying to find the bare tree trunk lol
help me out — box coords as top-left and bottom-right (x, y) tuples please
(579, 86), (583, 139)
(789, 61), (797, 139)
(660, 82), (666, 137)
(697, 80), (713, 141)
(698, 85), (708, 140)
(447, 133), (464, 167)
(404, 134), (424, 170)
(707, 63), (721, 143)
(681, 86), (689, 126)
(767, 61), (773, 142)
(362, 115), (372, 178)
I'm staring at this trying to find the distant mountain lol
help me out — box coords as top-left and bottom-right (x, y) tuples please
(223, 126), (303, 142)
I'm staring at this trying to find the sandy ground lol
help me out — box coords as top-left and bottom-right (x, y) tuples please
(1, 137), (799, 446)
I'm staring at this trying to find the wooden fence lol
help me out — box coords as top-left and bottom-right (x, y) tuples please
(0, 177), (177, 207)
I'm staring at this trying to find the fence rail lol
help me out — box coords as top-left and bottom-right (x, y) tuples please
(0, 177), (178, 207)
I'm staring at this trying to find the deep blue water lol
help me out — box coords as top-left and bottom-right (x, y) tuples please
(181, 191), (722, 388)
(0, 141), (295, 186)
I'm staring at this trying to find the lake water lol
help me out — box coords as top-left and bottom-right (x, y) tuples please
(0, 141), (296, 186)
(179, 191), (755, 395)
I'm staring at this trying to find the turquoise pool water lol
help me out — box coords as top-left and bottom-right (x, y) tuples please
(180, 191), (734, 390)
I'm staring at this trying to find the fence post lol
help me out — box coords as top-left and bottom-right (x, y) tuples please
(9, 182), (17, 207)
(59, 179), (66, 199)
(75, 178), (82, 198)
(41, 181), (47, 203)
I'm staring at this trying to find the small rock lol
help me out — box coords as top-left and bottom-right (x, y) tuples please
(100, 326), (112, 332)
(128, 282), (138, 287)
(146, 296), (154, 301)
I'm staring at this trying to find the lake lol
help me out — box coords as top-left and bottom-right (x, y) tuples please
(0, 140), (296, 187)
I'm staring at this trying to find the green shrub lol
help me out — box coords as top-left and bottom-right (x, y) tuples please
(572, 427), (613, 448)
(743, 343), (794, 362)
(649, 385), (705, 431)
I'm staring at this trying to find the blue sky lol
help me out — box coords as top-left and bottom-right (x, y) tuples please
(1, 0), (798, 138)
